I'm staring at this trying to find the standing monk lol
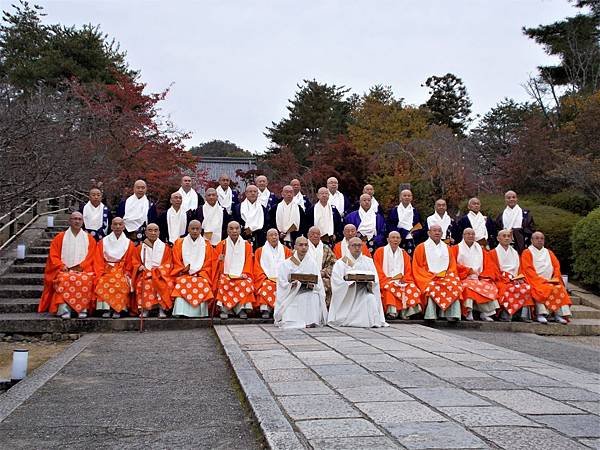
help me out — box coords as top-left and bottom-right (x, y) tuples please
(290, 178), (311, 211)
(326, 177), (352, 218)
(256, 175), (279, 213)
(495, 190), (534, 254)
(170, 220), (216, 318)
(306, 187), (343, 246)
(39, 212), (96, 319)
(412, 225), (463, 321)
(272, 185), (306, 248)
(425, 199), (455, 245)
(373, 232), (422, 320)
(215, 221), (256, 319)
(363, 184), (384, 215)
(117, 180), (158, 244)
(80, 187), (111, 241)
(521, 231), (572, 324)
(132, 223), (174, 318)
(387, 189), (424, 256)
(456, 197), (496, 249)
(254, 229), (293, 319)
(345, 194), (386, 254)
(177, 175), (204, 214)
(158, 192), (188, 245)
(196, 188), (228, 246)
(232, 184), (269, 250)
(94, 217), (136, 318)
(216, 173), (239, 215)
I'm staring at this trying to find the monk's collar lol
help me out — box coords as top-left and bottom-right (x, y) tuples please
(144, 239), (156, 247)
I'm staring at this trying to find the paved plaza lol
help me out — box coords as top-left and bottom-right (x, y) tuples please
(217, 323), (600, 449)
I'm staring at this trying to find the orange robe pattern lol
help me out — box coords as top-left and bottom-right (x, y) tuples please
(170, 238), (215, 308)
(488, 249), (532, 315)
(521, 248), (571, 313)
(412, 243), (463, 311)
(253, 245), (293, 308)
(333, 241), (370, 259)
(131, 243), (174, 312)
(373, 247), (421, 311)
(39, 231), (97, 314)
(214, 239), (255, 310)
(94, 240), (135, 312)
(450, 246), (499, 305)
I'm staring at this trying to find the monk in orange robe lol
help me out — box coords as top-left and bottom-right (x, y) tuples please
(488, 229), (533, 321)
(131, 223), (174, 318)
(254, 228), (292, 319)
(170, 219), (216, 317)
(333, 224), (371, 259)
(39, 212), (97, 318)
(412, 224), (463, 320)
(215, 221), (256, 319)
(521, 231), (572, 324)
(94, 217), (135, 318)
(373, 231), (421, 319)
(450, 228), (500, 322)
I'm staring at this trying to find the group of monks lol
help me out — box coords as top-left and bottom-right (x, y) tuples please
(38, 174), (572, 328)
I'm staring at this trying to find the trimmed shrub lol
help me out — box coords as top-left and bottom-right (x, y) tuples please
(544, 190), (597, 216)
(459, 194), (582, 271)
(572, 208), (600, 291)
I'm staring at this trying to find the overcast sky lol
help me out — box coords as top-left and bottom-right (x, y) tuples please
(26, 0), (579, 152)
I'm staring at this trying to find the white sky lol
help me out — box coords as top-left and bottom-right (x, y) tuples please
(21, 0), (580, 152)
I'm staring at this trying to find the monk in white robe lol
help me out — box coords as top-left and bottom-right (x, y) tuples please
(272, 185), (304, 248)
(450, 228), (500, 321)
(254, 229), (292, 319)
(177, 175), (203, 214)
(333, 224), (370, 259)
(426, 199), (455, 244)
(306, 187), (343, 246)
(197, 188), (228, 246)
(275, 236), (328, 329)
(80, 187), (111, 241)
(290, 178), (311, 211)
(456, 197), (496, 249)
(117, 179), (157, 243)
(158, 192), (188, 245)
(307, 226), (337, 305)
(216, 173), (239, 215)
(413, 225), (463, 321)
(363, 184), (383, 215)
(256, 175), (279, 213)
(329, 237), (388, 328)
(326, 176), (351, 218)
(231, 184), (268, 249)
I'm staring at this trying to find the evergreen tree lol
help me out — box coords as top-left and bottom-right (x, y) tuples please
(422, 73), (472, 135)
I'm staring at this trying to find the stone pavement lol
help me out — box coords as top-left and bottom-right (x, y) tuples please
(216, 323), (600, 450)
(0, 330), (264, 449)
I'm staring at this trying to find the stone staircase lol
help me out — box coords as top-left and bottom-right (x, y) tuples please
(0, 216), (599, 335)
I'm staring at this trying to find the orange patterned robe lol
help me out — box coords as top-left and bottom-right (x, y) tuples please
(131, 241), (174, 312)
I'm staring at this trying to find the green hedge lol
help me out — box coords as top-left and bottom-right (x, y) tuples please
(459, 194), (582, 271)
(572, 208), (600, 291)
(542, 190), (598, 216)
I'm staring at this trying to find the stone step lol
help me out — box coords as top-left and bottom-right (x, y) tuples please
(0, 284), (43, 298)
(28, 246), (50, 255)
(8, 264), (46, 274)
(13, 255), (47, 264)
(37, 239), (53, 246)
(0, 298), (38, 313)
(0, 273), (43, 285)
(570, 304), (600, 319)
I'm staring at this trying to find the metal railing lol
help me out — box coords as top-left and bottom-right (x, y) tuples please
(0, 193), (87, 252)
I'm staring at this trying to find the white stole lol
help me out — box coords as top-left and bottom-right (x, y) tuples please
(178, 187), (198, 213)
(141, 239), (166, 269)
(123, 194), (149, 232)
(217, 186), (233, 213)
(468, 211), (488, 241)
(82, 202), (104, 231)
(167, 206), (187, 244)
(340, 238), (351, 259)
(292, 192), (306, 210)
(423, 238), (449, 274)
(275, 200), (301, 241)
(182, 235), (206, 275)
(202, 203), (224, 245)
(224, 237), (246, 276)
(61, 229), (89, 268)
(240, 199), (264, 231)
(102, 232), (131, 263)
(396, 203), (414, 230)
(258, 188), (271, 208)
(496, 245), (520, 276)
(427, 212), (451, 239)
(369, 196), (380, 213)
(313, 202), (334, 236)
(308, 240), (324, 267)
(529, 245), (553, 280)
(357, 207), (376, 239)
(382, 244), (405, 278)
(328, 190), (345, 215)
(502, 205), (523, 230)
(457, 240), (484, 275)
(260, 243), (286, 279)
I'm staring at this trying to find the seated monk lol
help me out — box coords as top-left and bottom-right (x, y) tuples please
(489, 229), (533, 322)
(254, 228), (292, 319)
(412, 224), (463, 321)
(373, 231), (422, 320)
(215, 221), (256, 319)
(94, 217), (136, 318)
(521, 231), (572, 324)
(333, 224), (370, 259)
(450, 228), (500, 322)
(307, 226), (337, 305)
(170, 220), (215, 318)
(328, 237), (388, 328)
(274, 236), (328, 329)
(38, 212), (96, 319)
(131, 223), (174, 319)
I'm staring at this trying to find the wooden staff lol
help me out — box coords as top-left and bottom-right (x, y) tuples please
(139, 246), (146, 333)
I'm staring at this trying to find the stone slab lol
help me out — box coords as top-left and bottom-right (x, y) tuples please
(531, 387), (600, 401)
(405, 387), (491, 407)
(439, 406), (540, 427)
(385, 421), (487, 449)
(309, 436), (400, 449)
(474, 426), (588, 449)
(475, 389), (585, 415)
(278, 394), (360, 420)
(295, 418), (383, 439)
(530, 414), (600, 438)
(338, 384), (412, 402)
(270, 380), (334, 396)
(355, 401), (446, 424)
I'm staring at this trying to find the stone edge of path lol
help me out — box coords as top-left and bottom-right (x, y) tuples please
(0, 333), (100, 423)
(214, 325), (306, 450)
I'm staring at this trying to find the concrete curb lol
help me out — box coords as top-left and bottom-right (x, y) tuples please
(214, 325), (306, 450)
(0, 333), (100, 423)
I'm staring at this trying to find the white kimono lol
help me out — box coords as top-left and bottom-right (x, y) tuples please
(329, 254), (388, 328)
(274, 252), (328, 329)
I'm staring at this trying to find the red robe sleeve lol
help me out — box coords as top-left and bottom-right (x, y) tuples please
(38, 232), (66, 312)
(412, 243), (433, 291)
(243, 242), (254, 279)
